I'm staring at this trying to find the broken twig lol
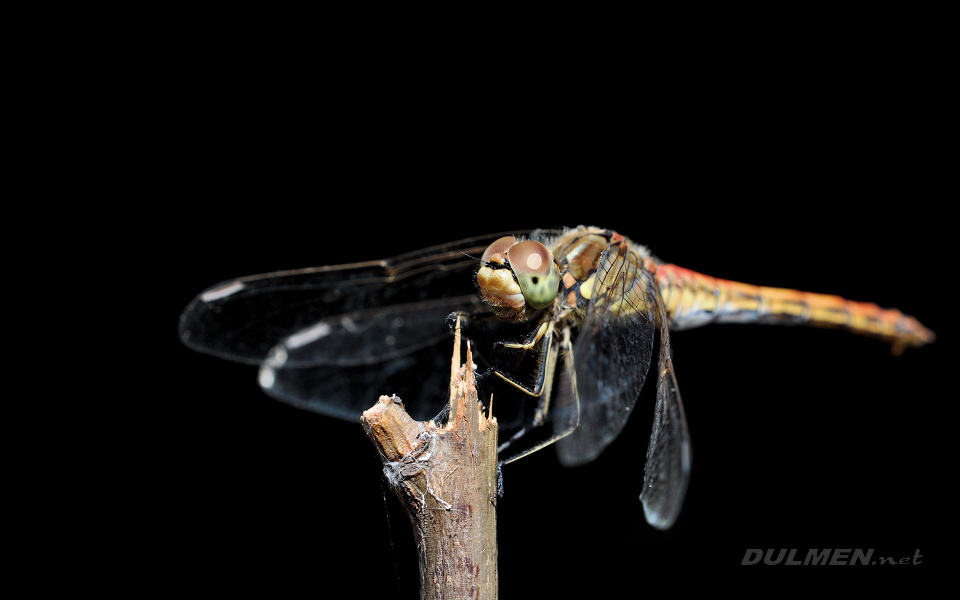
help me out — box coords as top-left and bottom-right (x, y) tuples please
(361, 323), (499, 600)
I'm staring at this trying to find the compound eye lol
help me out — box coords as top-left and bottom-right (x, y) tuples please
(481, 236), (518, 265)
(507, 240), (559, 310)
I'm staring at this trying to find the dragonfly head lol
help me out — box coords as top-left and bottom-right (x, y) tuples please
(477, 236), (560, 321)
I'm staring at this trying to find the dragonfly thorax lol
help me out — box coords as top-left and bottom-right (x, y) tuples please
(477, 236), (560, 322)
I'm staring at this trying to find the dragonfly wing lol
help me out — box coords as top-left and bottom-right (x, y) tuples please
(555, 243), (657, 467)
(178, 232), (517, 365)
(258, 295), (483, 422)
(179, 232), (528, 422)
(639, 279), (692, 530)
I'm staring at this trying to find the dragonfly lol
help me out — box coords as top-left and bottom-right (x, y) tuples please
(179, 225), (934, 530)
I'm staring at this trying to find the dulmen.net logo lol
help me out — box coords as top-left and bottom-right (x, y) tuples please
(742, 549), (923, 566)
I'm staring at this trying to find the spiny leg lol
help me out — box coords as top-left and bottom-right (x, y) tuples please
(499, 256), (631, 460)
(494, 321), (558, 454)
(500, 321), (549, 350)
(500, 326), (581, 464)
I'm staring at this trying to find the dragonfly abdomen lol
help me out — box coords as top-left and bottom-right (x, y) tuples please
(656, 264), (934, 354)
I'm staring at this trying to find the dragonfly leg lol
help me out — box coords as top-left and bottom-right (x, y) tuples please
(499, 326), (581, 463)
(500, 321), (549, 350)
(488, 322), (551, 403)
(490, 322), (555, 413)
(486, 320), (554, 399)
(494, 325), (557, 455)
(475, 366), (498, 384)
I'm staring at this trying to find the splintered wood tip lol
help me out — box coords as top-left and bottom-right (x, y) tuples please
(361, 394), (421, 461)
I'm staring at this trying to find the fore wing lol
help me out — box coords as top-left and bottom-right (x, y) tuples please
(179, 233), (512, 365)
(179, 232), (520, 421)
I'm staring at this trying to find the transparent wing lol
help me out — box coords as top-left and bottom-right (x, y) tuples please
(551, 241), (692, 529)
(179, 232), (517, 365)
(179, 232), (525, 421)
(258, 295), (482, 421)
(638, 278), (692, 530)
(555, 242), (657, 466)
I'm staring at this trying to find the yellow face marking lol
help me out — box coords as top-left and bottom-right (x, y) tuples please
(476, 266), (524, 310)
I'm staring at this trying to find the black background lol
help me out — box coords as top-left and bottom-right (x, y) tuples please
(139, 28), (949, 597)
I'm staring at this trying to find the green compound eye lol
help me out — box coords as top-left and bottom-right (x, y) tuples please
(507, 240), (559, 310)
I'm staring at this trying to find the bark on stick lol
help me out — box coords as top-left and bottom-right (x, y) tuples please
(361, 326), (499, 600)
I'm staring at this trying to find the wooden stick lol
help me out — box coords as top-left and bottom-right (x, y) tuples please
(361, 323), (499, 600)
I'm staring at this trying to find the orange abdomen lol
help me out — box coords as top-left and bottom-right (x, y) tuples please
(655, 263), (934, 354)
